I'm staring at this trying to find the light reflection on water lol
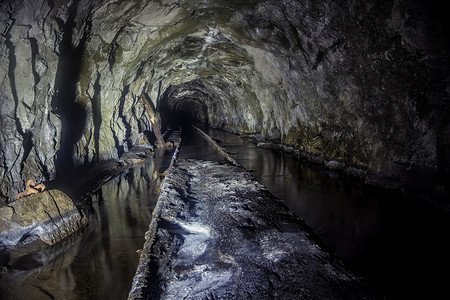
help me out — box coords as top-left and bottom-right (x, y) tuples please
(2, 128), (449, 299)
(0, 150), (173, 300)
(205, 126), (450, 299)
(203, 127), (380, 265)
(75, 160), (161, 300)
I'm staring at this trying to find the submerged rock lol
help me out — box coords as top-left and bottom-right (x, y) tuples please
(0, 190), (87, 246)
(129, 159), (377, 299)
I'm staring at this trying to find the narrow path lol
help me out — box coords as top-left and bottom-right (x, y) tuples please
(129, 127), (377, 299)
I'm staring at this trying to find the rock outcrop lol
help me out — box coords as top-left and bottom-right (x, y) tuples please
(1, 0), (449, 204)
(0, 189), (87, 246)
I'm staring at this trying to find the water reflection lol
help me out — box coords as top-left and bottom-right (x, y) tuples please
(205, 127), (450, 299)
(0, 235), (81, 300)
(0, 149), (174, 300)
(203, 128), (380, 265)
(178, 126), (227, 163)
(2, 128), (449, 299)
(78, 161), (159, 300)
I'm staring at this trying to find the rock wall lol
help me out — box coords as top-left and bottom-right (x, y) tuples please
(1, 0), (449, 203)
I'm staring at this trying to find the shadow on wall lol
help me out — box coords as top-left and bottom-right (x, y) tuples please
(52, 1), (91, 179)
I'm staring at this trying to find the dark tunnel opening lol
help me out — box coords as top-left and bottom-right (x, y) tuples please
(169, 100), (208, 126)
(159, 86), (209, 130)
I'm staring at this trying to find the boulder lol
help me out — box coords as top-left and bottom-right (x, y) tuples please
(0, 190), (87, 246)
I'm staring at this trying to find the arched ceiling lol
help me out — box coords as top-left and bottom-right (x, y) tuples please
(0, 0), (449, 201)
(86, 0), (281, 133)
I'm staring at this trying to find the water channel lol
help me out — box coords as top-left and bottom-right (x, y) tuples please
(0, 149), (175, 300)
(1, 125), (449, 299)
(203, 126), (450, 299)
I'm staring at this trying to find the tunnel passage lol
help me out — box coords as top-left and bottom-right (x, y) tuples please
(158, 83), (209, 128)
(0, 0), (449, 204)
(0, 1), (449, 299)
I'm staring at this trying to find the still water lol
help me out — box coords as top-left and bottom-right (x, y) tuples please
(0, 149), (174, 300)
(1, 126), (449, 299)
(203, 126), (450, 299)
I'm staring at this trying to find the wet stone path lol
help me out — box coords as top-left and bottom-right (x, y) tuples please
(128, 128), (377, 299)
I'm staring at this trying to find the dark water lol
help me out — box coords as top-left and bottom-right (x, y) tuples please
(0, 149), (174, 300)
(178, 126), (228, 163)
(2, 127), (449, 299)
(203, 126), (450, 299)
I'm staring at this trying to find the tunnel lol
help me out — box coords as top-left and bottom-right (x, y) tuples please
(158, 82), (210, 127)
(0, 0), (449, 299)
(1, 0), (449, 199)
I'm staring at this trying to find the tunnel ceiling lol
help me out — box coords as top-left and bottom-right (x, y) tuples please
(1, 0), (449, 201)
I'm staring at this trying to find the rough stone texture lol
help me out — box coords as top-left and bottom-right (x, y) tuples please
(0, 0), (64, 202)
(129, 159), (376, 299)
(0, 189), (87, 246)
(55, 127), (181, 205)
(1, 0), (449, 203)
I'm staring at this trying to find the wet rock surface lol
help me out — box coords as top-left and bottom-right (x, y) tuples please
(129, 159), (376, 299)
(0, 129), (179, 290)
(0, 190), (87, 247)
(1, 0), (448, 206)
(51, 144), (156, 205)
(0, 144), (178, 300)
(48, 128), (180, 205)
